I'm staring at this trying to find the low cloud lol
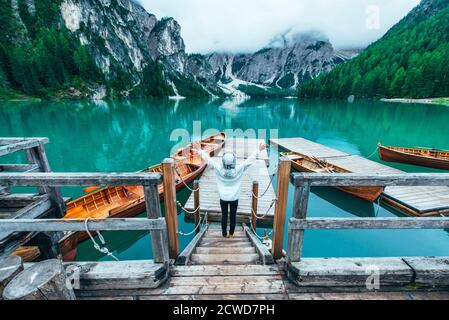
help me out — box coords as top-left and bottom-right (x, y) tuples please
(141, 0), (420, 53)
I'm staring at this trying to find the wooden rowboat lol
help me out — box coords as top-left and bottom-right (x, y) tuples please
(282, 152), (384, 202)
(378, 144), (449, 170)
(60, 133), (226, 261)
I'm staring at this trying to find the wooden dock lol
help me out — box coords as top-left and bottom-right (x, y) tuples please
(184, 138), (275, 225)
(2, 136), (449, 301)
(271, 137), (449, 216)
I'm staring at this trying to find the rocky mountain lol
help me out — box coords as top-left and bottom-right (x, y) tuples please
(199, 32), (355, 97)
(0, 0), (352, 99)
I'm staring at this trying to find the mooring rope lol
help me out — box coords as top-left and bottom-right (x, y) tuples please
(252, 164), (278, 199)
(176, 200), (200, 215)
(178, 212), (208, 236)
(366, 145), (380, 160)
(251, 198), (277, 220)
(84, 218), (119, 261)
(374, 196), (381, 217)
(250, 222), (272, 240)
(173, 162), (199, 192)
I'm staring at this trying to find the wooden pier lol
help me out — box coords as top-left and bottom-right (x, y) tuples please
(271, 137), (449, 216)
(184, 138), (276, 226)
(1, 136), (449, 300)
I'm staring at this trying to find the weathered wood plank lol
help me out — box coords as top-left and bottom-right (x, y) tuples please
(0, 164), (40, 172)
(0, 217), (166, 232)
(63, 260), (168, 290)
(404, 257), (449, 287)
(170, 265), (280, 277)
(289, 217), (449, 230)
(243, 225), (274, 265)
(292, 173), (449, 187)
(0, 172), (162, 186)
(0, 139), (47, 157)
(288, 258), (413, 287)
(195, 247), (256, 254)
(191, 253), (260, 265)
(175, 226), (207, 265)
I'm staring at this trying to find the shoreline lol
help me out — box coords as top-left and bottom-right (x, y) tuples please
(381, 97), (449, 107)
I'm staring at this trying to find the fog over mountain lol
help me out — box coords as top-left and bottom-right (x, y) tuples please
(140, 0), (420, 53)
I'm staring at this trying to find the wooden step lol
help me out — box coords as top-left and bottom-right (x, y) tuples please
(170, 265), (280, 277)
(199, 240), (253, 248)
(202, 235), (248, 240)
(191, 253), (260, 265)
(195, 247), (256, 255)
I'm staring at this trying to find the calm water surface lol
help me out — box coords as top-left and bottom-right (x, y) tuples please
(1, 98), (449, 261)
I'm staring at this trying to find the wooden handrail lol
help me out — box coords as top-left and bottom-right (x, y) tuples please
(0, 172), (162, 186)
(289, 217), (449, 230)
(0, 218), (166, 232)
(291, 172), (449, 186)
(286, 172), (449, 263)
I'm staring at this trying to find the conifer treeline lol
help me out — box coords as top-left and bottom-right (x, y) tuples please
(298, 1), (449, 99)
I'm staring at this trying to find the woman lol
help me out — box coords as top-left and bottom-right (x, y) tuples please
(195, 142), (268, 237)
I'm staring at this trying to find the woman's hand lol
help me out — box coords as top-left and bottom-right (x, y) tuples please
(259, 143), (268, 151)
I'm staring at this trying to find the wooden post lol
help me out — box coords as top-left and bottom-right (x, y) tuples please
(144, 184), (169, 264)
(0, 256), (24, 299)
(286, 179), (311, 263)
(271, 157), (291, 260)
(193, 180), (201, 234)
(25, 144), (65, 218)
(251, 181), (259, 231)
(162, 159), (179, 259)
(3, 259), (75, 300)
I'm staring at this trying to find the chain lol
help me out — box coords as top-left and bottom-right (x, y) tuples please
(84, 218), (119, 261)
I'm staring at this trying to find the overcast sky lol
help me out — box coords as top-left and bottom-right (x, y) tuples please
(140, 0), (421, 53)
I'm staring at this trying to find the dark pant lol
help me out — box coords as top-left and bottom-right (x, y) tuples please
(220, 199), (238, 236)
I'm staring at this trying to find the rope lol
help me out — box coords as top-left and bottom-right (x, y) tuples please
(250, 222), (272, 240)
(366, 145), (380, 159)
(251, 198), (277, 220)
(178, 212), (208, 236)
(84, 218), (119, 261)
(176, 200), (200, 214)
(252, 164), (278, 199)
(374, 196), (381, 217)
(173, 162), (199, 192)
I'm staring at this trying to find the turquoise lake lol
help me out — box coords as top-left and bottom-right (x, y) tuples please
(1, 98), (449, 261)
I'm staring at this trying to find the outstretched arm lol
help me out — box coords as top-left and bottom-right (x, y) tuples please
(194, 148), (219, 169)
(239, 143), (268, 170)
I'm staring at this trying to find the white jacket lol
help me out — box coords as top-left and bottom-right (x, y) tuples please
(197, 149), (260, 201)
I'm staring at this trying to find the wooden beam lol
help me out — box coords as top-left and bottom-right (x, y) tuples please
(0, 139), (48, 157)
(286, 181), (310, 263)
(0, 172), (162, 186)
(251, 181), (259, 231)
(175, 226), (207, 265)
(194, 180), (200, 234)
(289, 217), (449, 230)
(162, 158), (179, 259)
(243, 224), (274, 265)
(0, 217), (166, 233)
(0, 138), (48, 144)
(272, 157), (291, 260)
(292, 173), (449, 187)
(0, 164), (40, 172)
(144, 184), (169, 264)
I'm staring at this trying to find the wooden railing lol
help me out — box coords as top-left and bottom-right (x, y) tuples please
(286, 173), (449, 263)
(0, 138), (66, 217)
(0, 172), (169, 264)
